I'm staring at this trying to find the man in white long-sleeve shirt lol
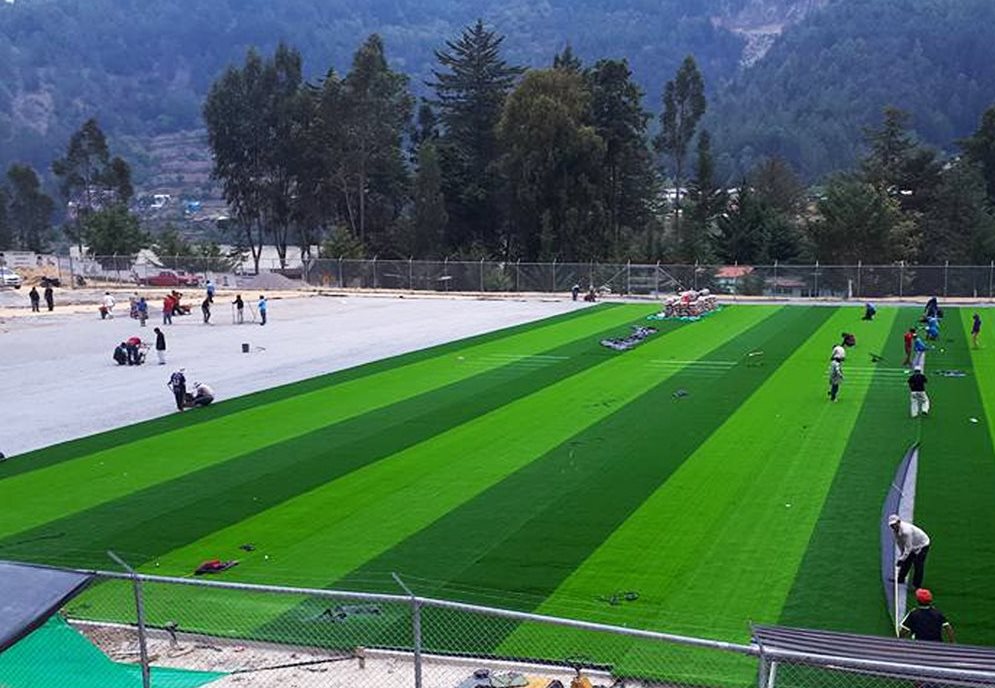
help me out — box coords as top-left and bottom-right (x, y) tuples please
(888, 514), (931, 589)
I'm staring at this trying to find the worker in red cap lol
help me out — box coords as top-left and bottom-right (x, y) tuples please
(900, 589), (955, 642)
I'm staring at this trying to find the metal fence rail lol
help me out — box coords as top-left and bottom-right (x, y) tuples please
(41, 257), (995, 299)
(6, 566), (990, 688)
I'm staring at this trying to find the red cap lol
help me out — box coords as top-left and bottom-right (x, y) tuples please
(916, 588), (933, 605)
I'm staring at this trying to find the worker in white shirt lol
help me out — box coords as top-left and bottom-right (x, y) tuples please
(190, 381), (215, 407)
(888, 514), (931, 589)
(100, 291), (116, 319)
(831, 332), (856, 362)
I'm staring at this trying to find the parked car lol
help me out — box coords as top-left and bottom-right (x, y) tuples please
(137, 270), (201, 287)
(0, 267), (22, 288)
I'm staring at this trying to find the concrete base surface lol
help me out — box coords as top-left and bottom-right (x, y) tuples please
(0, 294), (585, 458)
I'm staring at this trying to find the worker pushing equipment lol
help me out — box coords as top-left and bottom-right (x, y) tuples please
(908, 367), (930, 418)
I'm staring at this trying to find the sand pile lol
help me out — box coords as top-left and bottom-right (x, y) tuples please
(236, 272), (302, 290)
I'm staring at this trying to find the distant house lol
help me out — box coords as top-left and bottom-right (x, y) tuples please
(714, 265), (754, 293)
(764, 276), (807, 298)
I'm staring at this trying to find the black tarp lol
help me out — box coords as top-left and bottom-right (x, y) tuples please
(0, 560), (95, 653)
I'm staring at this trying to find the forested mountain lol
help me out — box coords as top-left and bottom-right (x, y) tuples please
(2, 0), (995, 184)
(0, 0), (750, 178)
(711, 0), (995, 178)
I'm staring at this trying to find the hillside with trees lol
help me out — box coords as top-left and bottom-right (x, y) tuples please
(710, 0), (995, 179)
(4, 1), (995, 268)
(0, 0), (748, 178)
(5, 0), (995, 182)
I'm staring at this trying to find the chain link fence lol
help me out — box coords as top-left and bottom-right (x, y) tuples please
(6, 568), (993, 688)
(40, 256), (995, 299)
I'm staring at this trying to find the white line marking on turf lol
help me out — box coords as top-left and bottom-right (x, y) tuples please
(647, 360), (738, 367)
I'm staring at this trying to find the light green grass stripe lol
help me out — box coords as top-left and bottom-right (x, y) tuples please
(131, 306), (780, 592)
(964, 308), (995, 453)
(0, 305), (647, 539)
(512, 307), (898, 646)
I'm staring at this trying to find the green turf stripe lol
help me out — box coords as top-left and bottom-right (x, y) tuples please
(330, 306), (830, 605)
(0, 308), (669, 566)
(0, 305), (647, 537)
(517, 307), (899, 645)
(117, 306), (775, 588)
(0, 304), (615, 475)
(273, 306), (832, 654)
(70, 306), (779, 642)
(488, 308), (903, 685)
(917, 308), (995, 644)
(778, 310), (916, 636)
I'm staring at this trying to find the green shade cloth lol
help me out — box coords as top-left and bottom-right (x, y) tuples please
(0, 616), (224, 688)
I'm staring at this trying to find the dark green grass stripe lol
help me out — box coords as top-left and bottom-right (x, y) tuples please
(0, 311), (676, 569)
(255, 306), (834, 649)
(778, 312), (916, 636)
(916, 309), (995, 645)
(0, 303), (618, 477)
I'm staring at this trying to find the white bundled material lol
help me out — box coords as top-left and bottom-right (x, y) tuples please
(661, 289), (718, 319)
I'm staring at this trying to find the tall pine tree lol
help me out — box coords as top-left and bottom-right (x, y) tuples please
(6, 164), (55, 252)
(655, 55), (706, 252)
(430, 20), (522, 253)
(586, 58), (658, 253)
(962, 105), (995, 204)
(498, 69), (606, 260)
(411, 142), (448, 257)
(52, 118), (133, 252)
(0, 186), (11, 251)
(683, 130), (723, 262)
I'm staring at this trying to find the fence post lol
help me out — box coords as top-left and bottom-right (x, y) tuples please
(693, 261), (699, 291)
(655, 260), (660, 295)
(68, 254), (75, 289)
(626, 260), (631, 295)
(480, 257), (485, 292)
(757, 658), (778, 688)
(773, 260), (778, 297)
(813, 261), (819, 298)
(990, 261), (994, 300)
(372, 255), (378, 290)
(552, 259), (557, 292)
(444, 257), (449, 292)
(944, 260), (949, 297)
(516, 260), (520, 292)
(338, 257), (344, 288)
(856, 261), (862, 298)
(108, 552), (151, 688)
(589, 261), (594, 290)
(899, 261), (905, 299)
(392, 574), (423, 688)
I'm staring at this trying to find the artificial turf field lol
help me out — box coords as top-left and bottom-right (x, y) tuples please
(3, 303), (995, 679)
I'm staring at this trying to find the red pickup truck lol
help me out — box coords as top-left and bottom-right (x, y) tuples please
(137, 270), (201, 287)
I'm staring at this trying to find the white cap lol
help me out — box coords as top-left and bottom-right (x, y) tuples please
(888, 514), (900, 526)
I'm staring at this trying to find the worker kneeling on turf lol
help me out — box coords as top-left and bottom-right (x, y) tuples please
(185, 381), (215, 408)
